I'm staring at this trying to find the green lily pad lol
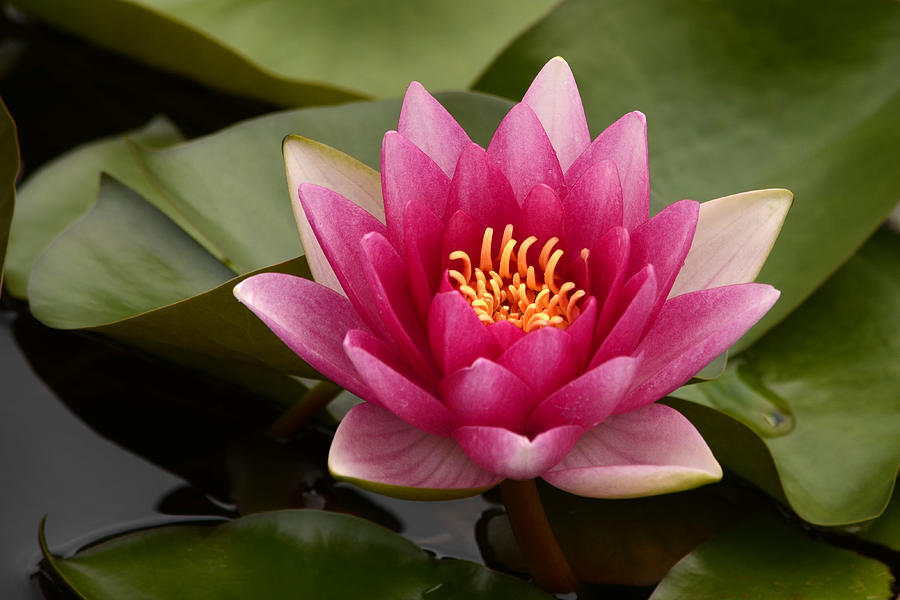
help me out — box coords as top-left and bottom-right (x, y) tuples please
(41, 510), (553, 600)
(0, 97), (17, 291)
(476, 0), (900, 349)
(28, 175), (312, 404)
(4, 115), (183, 298)
(649, 513), (894, 600)
(12, 0), (553, 105)
(670, 230), (900, 526)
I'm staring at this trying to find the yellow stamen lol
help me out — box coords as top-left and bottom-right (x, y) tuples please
(447, 224), (587, 332)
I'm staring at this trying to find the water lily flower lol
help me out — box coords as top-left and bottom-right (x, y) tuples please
(235, 58), (790, 501)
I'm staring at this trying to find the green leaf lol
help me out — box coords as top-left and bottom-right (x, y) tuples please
(0, 97), (17, 291)
(41, 510), (553, 600)
(4, 116), (183, 298)
(649, 513), (894, 600)
(13, 0), (554, 105)
(29, 175), (312, 404)
(670, 230), (900, 525)
(476, 0), (900, 348)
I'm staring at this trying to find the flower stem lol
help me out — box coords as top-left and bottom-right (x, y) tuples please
(500, 479), (579, 593)
(267, 380), (341, 439)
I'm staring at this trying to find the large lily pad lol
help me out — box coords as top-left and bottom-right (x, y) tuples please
(4, 116), (183, 298)
(41, 510), (553, 600)
(0, 97), (17, 291)
(476, 0), (900, 348)
(12, 0), (553, 105)
(670, 230), (900, 526)
(649, 513), (894, 600)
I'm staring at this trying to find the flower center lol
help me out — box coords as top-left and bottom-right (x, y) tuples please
(448, 224), (586, 332)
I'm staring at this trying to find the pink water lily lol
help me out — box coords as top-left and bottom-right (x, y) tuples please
(235, 58), (790, 500)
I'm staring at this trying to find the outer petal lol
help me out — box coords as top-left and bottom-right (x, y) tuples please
(381, 131), (450, 249)
(329, 403), (501, 500)
(284, 135), (384, 293)
(619, 283), (780, 412)
(440, 359), (535, 432)
(233, 273), (371, 398)
(563, 160), (623, 254)
(398, 81), (471, 177)
(298, 183), (388, 330)
(446, 144), (519, 232)
(344, 329), (457, 436)
(359, 232), (435, 378)
(497, 326), (578, 400)
(522, 57), (591, 172)
(566, 111), (649, 230)
(542, 404), (722, 498)
(527, 356), (637, 433)
(487, 103), (565, 203)
(453, 425), (583, 481)
(669, 189), (793, 297)
(428, 291), (502, 375)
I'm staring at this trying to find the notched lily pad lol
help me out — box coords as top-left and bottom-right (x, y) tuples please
(41, 510), (553, 600)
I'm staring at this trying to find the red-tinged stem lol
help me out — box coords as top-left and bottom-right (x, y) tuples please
(267, 380), (341, 439)
(500, 478), (579, 593)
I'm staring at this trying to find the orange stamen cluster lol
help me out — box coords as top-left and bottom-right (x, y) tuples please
(448, 225), (587, 332)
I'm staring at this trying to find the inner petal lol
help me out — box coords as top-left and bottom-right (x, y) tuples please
(447, 223), (589, 333)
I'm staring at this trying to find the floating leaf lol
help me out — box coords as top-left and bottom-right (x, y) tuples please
(41, 510), (553, 600)
(0, 97), (17, 291)
(13, 0), (553, 104)
(864, 487), (900, 553)
(670, 230), (900, 525)
(476, 0), (900, 348)
(5, 116), (183, 298)
(649, 513), (894, 600)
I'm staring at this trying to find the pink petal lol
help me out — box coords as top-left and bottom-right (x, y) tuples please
(627, 199), (699, 315)
(283, 135), (384, 295)
(487, 103), (565, 203)
(488, 319), (527, 351)
(527, 356), (638, 433)
(619, 283), (780, 413)
(344, 329), (457, 436)
(563, 160), (623, 254)
(589, 265), (658, 368)
(446, 144), (519, 232)
(514, 184), (564, 246)
(591, 226), (631, 339)
(329, 403), (501, 500)
(497, 326), (578, 400)
(403, 199), (445, 321)
(381, 131), (450, 249)
(298, 183), (388, 329)
(522, 57), (591, 172)
(440, 358), (535, 432)
(453, 425), (584, 481)
(428, 291), (502, 375)
(398, 81), (471, 177)
(669, 189), (793, 297)
(359, 232), (436, 378)
(543, 404), (722, 498)
(233, 274), (371, 398)
(567, 111), (649, 230)
(440, 209), (484, 272)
